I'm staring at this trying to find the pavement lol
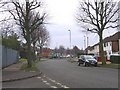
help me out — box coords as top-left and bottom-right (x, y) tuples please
(2, 62), (42, 82)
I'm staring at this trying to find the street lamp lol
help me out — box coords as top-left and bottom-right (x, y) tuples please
(68, 30), (71, 59)
(83, 29), (89, 54)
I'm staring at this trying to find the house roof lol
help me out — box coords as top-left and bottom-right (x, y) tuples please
(86, 31), (120, 51)
(86, 46), (94, 51)
(103, 31), (120, 42)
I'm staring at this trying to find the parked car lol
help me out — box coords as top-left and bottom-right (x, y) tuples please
(78, 55), (97, 67)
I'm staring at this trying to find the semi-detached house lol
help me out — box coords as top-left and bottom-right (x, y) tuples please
(87, 32), (120, 57)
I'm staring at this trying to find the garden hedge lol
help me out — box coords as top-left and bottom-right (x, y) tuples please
(110, 55), (120, 64)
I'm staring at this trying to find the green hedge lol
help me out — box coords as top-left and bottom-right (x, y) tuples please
(110, 55), (120, 64)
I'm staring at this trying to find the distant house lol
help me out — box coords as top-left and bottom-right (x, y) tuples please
(87, 44), (99, 55)
(87, 32), (120, 56)
(87, 46), (94, 54)
(87, 43), (99, 55)
(72, 46), (80, 56)
(41, 48), (52, 58)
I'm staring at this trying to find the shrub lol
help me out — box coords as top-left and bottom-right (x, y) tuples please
(110, 55), (120, 64)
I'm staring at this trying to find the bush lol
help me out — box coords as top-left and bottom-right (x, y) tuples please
(20, 49), (27, 59)
(110, 55), (120, 64)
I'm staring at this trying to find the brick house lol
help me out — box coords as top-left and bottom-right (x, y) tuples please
(41, 48), (52, 58)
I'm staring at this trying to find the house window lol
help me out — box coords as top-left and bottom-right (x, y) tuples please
(104, 43), (106, 47)
(106, 42), (108, 46)
(110, 43), (112, 46)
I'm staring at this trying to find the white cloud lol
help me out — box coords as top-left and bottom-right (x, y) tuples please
(44, 0), (79, 25)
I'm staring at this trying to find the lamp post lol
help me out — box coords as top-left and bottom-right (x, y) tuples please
(84, 35), (86, 52)
(86, 28), (89, 54)
(68, 30), (71, 59)
(83, 29), (89, 54)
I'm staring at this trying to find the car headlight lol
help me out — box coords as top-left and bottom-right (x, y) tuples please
(95, 60), (97, 62)
(86, 60), (89, 62)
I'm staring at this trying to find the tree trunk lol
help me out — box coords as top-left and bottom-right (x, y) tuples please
(39, 46), (42, 60)
(27, 35), (32, 68)
(99, 33), (106, 65)
(26, 1), (32, 68)
(33, 42), (36, 62)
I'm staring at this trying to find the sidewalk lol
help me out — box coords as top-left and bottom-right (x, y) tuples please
(2, 62), (42, 82)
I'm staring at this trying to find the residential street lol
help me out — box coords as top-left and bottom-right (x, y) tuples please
(36, 59), (118, 88)
(1, 0), (120, 89)
(3, 59), (118, 88)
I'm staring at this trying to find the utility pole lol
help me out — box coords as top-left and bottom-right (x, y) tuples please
(86, 28), (89, 54)
(84, 35), (86, 53)
(68, 30), (71, 59)
(83, 29), (89, 54)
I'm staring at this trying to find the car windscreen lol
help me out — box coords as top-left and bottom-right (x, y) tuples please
(84, 56), (94, 59)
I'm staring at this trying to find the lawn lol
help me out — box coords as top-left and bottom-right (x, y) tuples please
(19, 58), (27, 63)
(20, 61), (39, 72)
(98, 61), (120, 69)
(20, 59), (48, 72)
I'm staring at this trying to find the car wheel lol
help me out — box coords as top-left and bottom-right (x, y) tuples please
(87, 63), (90, 66)
(84, 62), (87, 67)
(78, 62), (80, 66)
(94, 64), (97, 67)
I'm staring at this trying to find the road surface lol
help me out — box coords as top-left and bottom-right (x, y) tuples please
(36, 59), (118, 88)
(3, 59), (119, 88)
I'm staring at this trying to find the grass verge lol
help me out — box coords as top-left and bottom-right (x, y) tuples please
(20, 59), (48, 72)
(98, 63), (120, 69)
(20, 62), (39, 72)
(19, 58), (27, 63)
(67, 59), (77, 63)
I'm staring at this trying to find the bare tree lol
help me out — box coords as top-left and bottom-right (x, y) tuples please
(6, 0), (47, 67)
(58, 45), (65, 56)
(76, 0), (120, 65)
(31, 26), (39, 56)
(0, 21), (14, 38)
(31, 25), (50, 60)
(36, 25), (50, 60)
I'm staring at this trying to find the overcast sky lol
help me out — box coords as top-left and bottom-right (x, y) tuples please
(44, 0), (118, 49)
(0, 0), (119, 49)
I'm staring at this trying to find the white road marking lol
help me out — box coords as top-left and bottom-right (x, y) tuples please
(61, 85), (70, 88)
(46, 82), (50, 85)
(38, 74), (70, 88)
(56, 82), (62, 85)
(43, 80), (47, 83)
(51, 80), (56, 83)
(51, 86), (58, 88)
(46, 76), (70, 88)
(37, 77), (41, 79)
(64, 86), (70, 88)
(43, 81), (47, 83)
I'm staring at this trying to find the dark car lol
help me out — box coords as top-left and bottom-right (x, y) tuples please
(78, 55), (97, 67)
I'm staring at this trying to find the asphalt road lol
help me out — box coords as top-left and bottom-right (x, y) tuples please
(36, 59), (119, 88)
(3, 59), (119, 88)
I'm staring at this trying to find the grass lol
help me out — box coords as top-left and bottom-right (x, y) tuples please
(36, 59), (48, 62)
(20, 61), (39, 72)
(19, 58), (27, 63)
(67, 59), (77, 63)
(98, 62), (120, 69)
(20, 59), (48, 72)
(98, 61), (111, 64)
